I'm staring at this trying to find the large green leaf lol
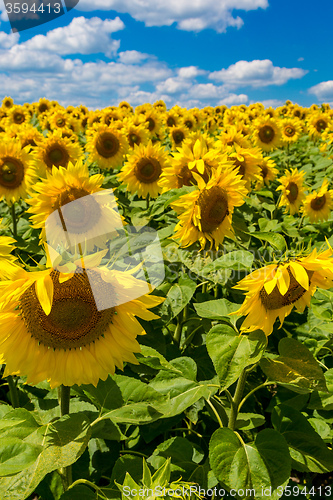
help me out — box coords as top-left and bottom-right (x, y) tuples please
(194, 298), (240, 326)
(309, 368), (333, 410)
(0, 438), (42, 476)
(206, 325), (267, 390)
(159, 274), (196, 319)
(272, 404), (333, 473)
(246, 231), (287, 251)
(0, 413), (91, 500)
(209, 428), (290, 497)
(260, 338), (327, 393)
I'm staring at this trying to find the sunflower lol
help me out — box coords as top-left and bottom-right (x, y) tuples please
(5, 105), (30, 127)
(34, 130), (83, 176)
(118, 141), (169, 199)
(171, 164), (247, 250)
(0, 236), (20, 278)
(123, 119), (149, 149)
(36, 98), (51, 116)
(159, 138), (225, 192)
(0, 257), (163, 388)
(13, 124), (44, 151)
(277, 168), (306, 215)
(252, 117), (282, 152)
(170, 125), (189, 150)
(164, 110), (181, 129)
(2, 96), (14, 110)
(153, 100), (167, 113)
(255, 157), (278, 189)
(27, 159), (122, 251)
(307, 113), (332, 138)
(85, 124), (128, 170)
(228, 144), (262, 189)
(118, 101), (133, 115)
(0, 140), (36, 205)
(302, 179), (333, 222)
(216, 125), (252, 150)
(143, 109), (163, 137)
(280, 118), (303, 144)
(233, 247), (333, 336)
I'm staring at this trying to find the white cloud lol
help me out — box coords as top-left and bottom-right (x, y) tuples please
(219, 93), (248, 105)
(308, 81), (333, 102)
(118, 50), (150, 64)
(75, 0), (268, 32)
(0, 30), (19, 48)
(298, 57), (304, 62)
(210, 59), (307, 88)
(24, 16), (124, 57)
(255, 99), (284, 107)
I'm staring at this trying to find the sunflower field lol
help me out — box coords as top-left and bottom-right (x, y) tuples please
(1, 97), (333, 500)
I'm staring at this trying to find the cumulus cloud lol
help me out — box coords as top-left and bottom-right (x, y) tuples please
(210, 59), (307, 88)
(118, 50), (150, 64)
(219, 93), (248, 105)
(0, 30), (19, 48)
(24, 16), (124, 57)
(75, 0), (268, 32)
(308, 81), (333, 102)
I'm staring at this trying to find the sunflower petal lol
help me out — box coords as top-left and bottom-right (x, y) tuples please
(289, 261), (309, 290)
(277, 266), (290, 296)
(35, 274), (54, 315)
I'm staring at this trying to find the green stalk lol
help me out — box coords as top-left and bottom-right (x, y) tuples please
(146, 193), (150, 210)
(59, 385), (72, 490)
(228, 368), (248, 431)
(11, 203), (17, 239)
(7, 375), (19, 408)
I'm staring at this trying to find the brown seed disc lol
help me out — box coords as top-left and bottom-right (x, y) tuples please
(310, 194), (326, 211)
(0, 156), (25, 189)
(134, 156), (162, 183)
(258, 125), (275, 144)
(259, 267), (314, 310)
(286, 181), (299, 203)
(44, 144), (70, 170)
(96, 132), (120, 158)
(197, 186), (229, 232)
(19, 270), (115, 349)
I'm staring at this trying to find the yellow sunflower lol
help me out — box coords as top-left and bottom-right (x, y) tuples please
(5, 105), (30, 127)
(215, 125), (252, 150)
(85, 124), (128, 170)
(123, 119), (150, 149)
(12, 124), (44, 151)
(27, 159), (122, 251)
(252, 117), (282, 152)
(2, 96), (14, 111)
(118, 141), (170, 199)
(307, 113), (332, 138)
(34, 130), (83, 176)
(233, 247), (333, 336)
(302, 179), (333, 222)
(171, 164), (247, 250)
(277, 168), (306, 215)
(228, 144), (262, 189)
(280, 118), (303, 144)
(255, 157), (278, 189)
(0, 140), (36, 205)
(35, 98), (51, 116)
(0, 236), (20, 278)
(0, 257), (163, 388)
(170, 125), (189, 150)
(159, 138), (226, 192)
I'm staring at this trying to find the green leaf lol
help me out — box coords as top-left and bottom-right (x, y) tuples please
(60, 485), (100, 500)
(260, 338), (327, 393)
(309, 368), (333, 410)
(0, 413), (91, 500)
(200, 251), (254, 272)
(194, 298), (240, 325)
(247, 231), (287, 251)
(148, 437), (204, 476)
(272, 404), (333, 473)
(209, 428), (290, 496)
(159, 274), (196, 319)
(206, 325), (267, 390)
(0, 438), (42, 476)
(136, 346), (183, 374)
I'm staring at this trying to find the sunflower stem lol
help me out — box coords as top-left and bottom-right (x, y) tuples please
(7, 375), (19, 408)
(298, 215), (304, 230)
(146, 194), (150, 210)
(59, 385), (72, 490)
(228, 367), (248, 431)
(11, 203), (17, 239)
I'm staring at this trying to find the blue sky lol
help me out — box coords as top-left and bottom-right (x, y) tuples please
(0, 0), (332, 109)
